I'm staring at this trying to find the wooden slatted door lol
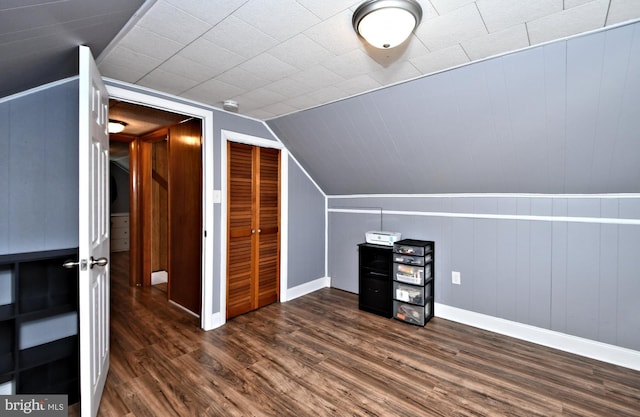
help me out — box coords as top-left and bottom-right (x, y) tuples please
(227, 143), (254, 317)
(257, 147), (280, 308)
(227, 142), (280, 319)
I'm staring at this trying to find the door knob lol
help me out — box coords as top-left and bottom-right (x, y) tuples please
(62, 260), (80, 269)
(63, 259), (89, 270)
(89, 256), (109, 269)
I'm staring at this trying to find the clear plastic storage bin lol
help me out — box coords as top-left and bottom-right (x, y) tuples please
(393, 253), (425, 266)
(393, 282), (426, 305)
(393, 300), (432, 326)
(394, 263), (430, 285)
(393, 243), (432, 257)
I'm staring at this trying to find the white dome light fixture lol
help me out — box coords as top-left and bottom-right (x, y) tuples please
(108, 119), (127, 134)
(352, 0), (422, 49)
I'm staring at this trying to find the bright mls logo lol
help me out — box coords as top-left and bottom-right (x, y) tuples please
(1, 395), (67, 417)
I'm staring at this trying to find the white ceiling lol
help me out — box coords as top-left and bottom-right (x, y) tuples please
(97, 0), (640, 120)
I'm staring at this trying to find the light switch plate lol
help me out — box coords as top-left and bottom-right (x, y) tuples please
(452, 271), (461, 285)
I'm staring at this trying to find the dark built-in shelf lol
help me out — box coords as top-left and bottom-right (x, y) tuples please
(19, 336), (78, 371)
(358, 243), (393, 318)
(0, 249), (79, 403)
(0, 304), (15, 321)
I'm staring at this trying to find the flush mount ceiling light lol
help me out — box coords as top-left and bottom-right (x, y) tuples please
(108, 119), (127, 134)
(352, 0), (422, 49)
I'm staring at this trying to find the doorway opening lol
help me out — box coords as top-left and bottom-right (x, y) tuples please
(108, 99), (202, 316)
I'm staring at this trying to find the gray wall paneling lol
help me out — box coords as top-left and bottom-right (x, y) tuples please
(329, 211), (381, 293)
(287, 158), (325, 288)
(328, 195), (640, 351)
(0, 81), (79, 255)
(496, 217), (518, 322)
(472, 217), (498, 318)
(618, 225), (640, 349)
(566, 223), (600, 342)
(617, 199), (640, 349)
(599, 217), (619, 346)
(0, 102), (8, 254)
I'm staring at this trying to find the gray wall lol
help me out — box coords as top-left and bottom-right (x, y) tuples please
(287, 158), (325, 287)
(328, 195), (640, 351)
(268, 21), (640, 196)
(0, 80), (79, 255)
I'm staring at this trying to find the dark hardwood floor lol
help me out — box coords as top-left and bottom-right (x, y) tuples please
(72, 251), (640, 416)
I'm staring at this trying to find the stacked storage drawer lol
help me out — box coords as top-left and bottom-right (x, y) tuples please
(392, 239), (434, 326)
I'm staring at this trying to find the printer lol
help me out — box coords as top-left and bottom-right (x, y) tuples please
(365, 231), (402, 247)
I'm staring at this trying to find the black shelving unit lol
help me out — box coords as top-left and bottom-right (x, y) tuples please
(0, 248), (79, 403)
(358, 243), (393, 318)
(392, 239), (434, 326)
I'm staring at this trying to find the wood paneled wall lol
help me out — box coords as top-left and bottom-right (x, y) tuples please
(151, 140), (168, 273)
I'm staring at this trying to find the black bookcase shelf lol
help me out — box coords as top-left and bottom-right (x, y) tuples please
(358, 243), (393, 318)
(0, 248), (79, 403)
(0, 319), (14, 374)
(0, 304), (15, 321)
(17, 304), (77, 323)
(19, 336), (78, 371)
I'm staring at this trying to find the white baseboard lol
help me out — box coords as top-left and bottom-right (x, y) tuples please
(436, 303), (640, 372)
(283, 276), (331, 302)
(151, 270), (168, 285)
(203, 312), (224, 331)
(202, 278), (330, 331)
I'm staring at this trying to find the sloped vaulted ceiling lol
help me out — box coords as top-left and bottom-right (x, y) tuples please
(267, 21), (640, 195)
(0, 0), (146, 98)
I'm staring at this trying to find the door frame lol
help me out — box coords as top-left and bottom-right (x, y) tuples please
(220, 129), (289, 326)
(106, 83), (215, 330)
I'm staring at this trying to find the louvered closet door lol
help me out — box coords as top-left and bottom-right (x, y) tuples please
(227, 143), (254, 318)
(227, 142), (280, 319)
(257, 147), (280, 308)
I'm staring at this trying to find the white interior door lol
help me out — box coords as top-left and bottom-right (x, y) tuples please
(78, 45), (110, 417)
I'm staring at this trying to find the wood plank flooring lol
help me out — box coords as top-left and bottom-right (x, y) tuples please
(72, 252), (640, 416)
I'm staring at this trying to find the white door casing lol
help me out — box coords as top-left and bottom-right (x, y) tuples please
(78, 45), (110, 417)
(104, 83), (215, 330)
(219, 129), (288, 325)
